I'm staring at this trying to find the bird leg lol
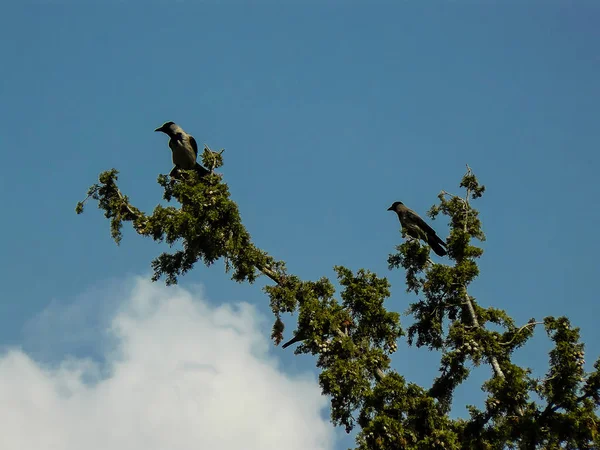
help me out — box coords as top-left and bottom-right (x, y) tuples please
(169, 166), (196, 183)
(168, 166), (183, 186)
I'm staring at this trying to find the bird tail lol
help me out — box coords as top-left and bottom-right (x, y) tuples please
(281, 335), (302, 349)
(194, 162), (210, 178)
(427, 234), (448, 257)
(429, 241), (447, 257)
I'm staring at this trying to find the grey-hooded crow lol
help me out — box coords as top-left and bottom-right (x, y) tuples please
(154, 121), (210, 179)
(387, 201), (447, 257)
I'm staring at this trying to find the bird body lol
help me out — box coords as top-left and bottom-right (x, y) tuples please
(387, 201), (447, 257)
(169, 135), (197, 169)
(154, 121), (209, 178)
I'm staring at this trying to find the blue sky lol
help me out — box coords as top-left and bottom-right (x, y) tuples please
(1, 2), (599, 448)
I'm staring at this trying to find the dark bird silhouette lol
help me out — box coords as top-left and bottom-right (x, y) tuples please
(281, 331), (307, 349)
(154, 121), (210, 179)
(387, 201), (447, 257)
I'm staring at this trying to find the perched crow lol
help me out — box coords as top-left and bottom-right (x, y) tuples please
(154, 121), (210, 178)
(387, 201), (447, 257)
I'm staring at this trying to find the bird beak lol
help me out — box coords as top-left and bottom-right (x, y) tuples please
(387, 206), (393, 211)
(154, 126), (163, 132)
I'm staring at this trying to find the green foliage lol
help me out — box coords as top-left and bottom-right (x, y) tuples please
(200, 146), (224, 171)
(78, 151), (599, 448)
(358, 374), (460, 449)
(77, 167), (271, 285)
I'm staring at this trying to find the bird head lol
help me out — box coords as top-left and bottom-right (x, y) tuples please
(387, 201), (404, 212)
(154, 121), (178, 135)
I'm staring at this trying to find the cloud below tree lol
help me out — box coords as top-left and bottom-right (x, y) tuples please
(0, 277), (335, 450)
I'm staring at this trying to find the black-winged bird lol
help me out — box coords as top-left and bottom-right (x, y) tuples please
(387, 201), (447, 257)
(154, 121), (210, 179)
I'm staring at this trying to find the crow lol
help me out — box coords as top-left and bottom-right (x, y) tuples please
(387, 201), (447, 256)
(154, 121), (210, 179)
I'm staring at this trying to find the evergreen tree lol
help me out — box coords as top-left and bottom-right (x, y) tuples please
(77, 147), (600, 449)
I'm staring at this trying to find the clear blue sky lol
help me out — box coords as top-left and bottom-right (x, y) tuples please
(1, 2), (599, 448)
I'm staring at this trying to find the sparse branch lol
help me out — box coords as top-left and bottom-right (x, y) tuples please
(460, 287), (507, 380)
(499, 321), (544, 346)
(203, 145), (225, 172)
(462, 164), (473, 233)
(256, 263), (282, 284)
(77, 191), (96, 209)
(541, 388), (596, 418)
(439, 190), (460, 199)
(457, 174), (504, 379)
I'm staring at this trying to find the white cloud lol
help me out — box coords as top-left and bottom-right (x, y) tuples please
(0, 278), (335, 450)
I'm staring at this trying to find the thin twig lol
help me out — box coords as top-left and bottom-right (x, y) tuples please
(549, 390), (595, 414)
(78, 190), (96, 207)
(115, 188), (140, 219)
(499, 322), (544, 346)
(440, 190), (460, 199)
(463, 164), (472, 233)
(539, 374), (558, 384)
